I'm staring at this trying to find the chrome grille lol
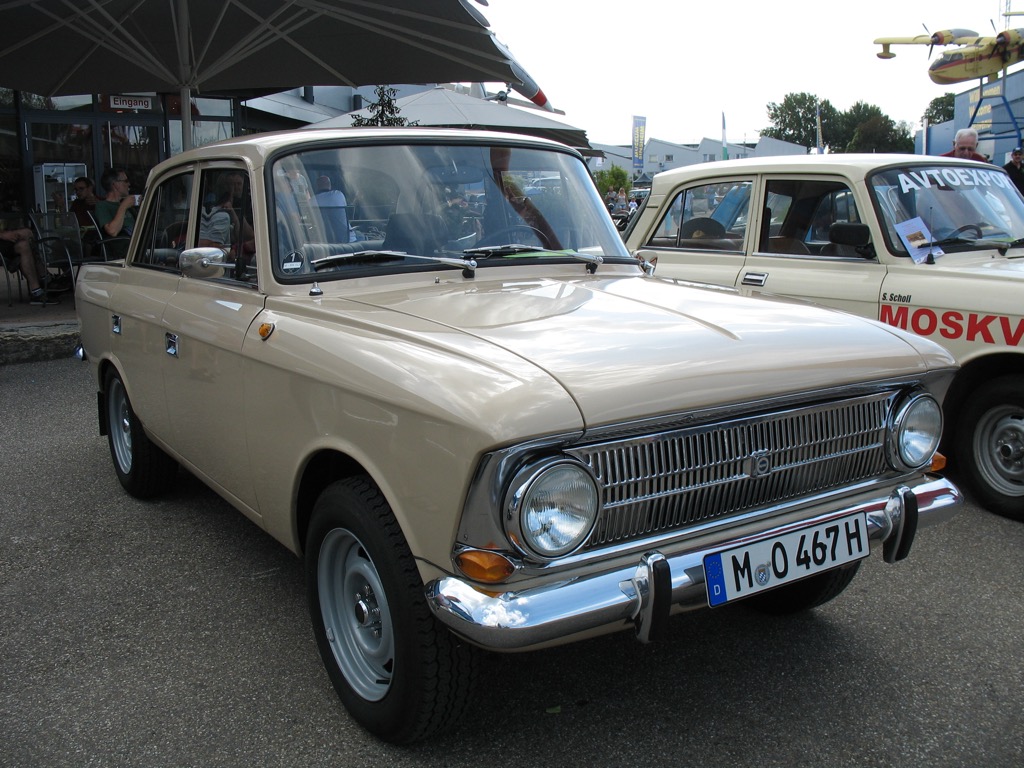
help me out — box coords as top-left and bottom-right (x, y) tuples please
(569, 392), (894, 549)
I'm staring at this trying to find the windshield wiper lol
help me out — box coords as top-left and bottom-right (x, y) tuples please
(311, 250), (477, 273)
(924, 236), (976, 248)
(462, 244), (605, 272)
(462, 243), (548, 256)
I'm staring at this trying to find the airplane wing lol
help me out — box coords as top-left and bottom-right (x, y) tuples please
(874, 29), (980, 58)
(873, 35), (935, 45)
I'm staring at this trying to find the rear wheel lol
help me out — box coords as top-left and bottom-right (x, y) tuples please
(104, 368), (177, 498)
(745, 562), (861, 615)
(957, 376), (1024, 522)
(305, 477), (478, 743)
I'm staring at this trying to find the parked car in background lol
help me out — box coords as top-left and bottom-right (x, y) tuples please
(626, 154), (1024, 521)
(77, 131), (961, 743)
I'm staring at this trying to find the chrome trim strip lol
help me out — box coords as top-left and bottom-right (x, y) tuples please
(427, 476), (961, 651)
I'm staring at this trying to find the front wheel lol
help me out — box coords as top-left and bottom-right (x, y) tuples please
(956, 376), (1024, 521)
(744, 562), (861, 615)
(305, 477), (478, 743)
(104, 368), (177, 498)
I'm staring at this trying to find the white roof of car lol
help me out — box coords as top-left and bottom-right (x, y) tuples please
(160, 127), (568, 169)
(648, 153), (997, 190)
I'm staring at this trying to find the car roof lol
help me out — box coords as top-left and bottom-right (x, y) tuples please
(647, 153), (1001, 191)
(155, 127), (573, 172)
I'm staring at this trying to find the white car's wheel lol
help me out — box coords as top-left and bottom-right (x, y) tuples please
(958, 376), (1024, 522)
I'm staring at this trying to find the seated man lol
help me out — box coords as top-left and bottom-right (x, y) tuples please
(93, 168), (138, 259)
(1, 227), (51, 304)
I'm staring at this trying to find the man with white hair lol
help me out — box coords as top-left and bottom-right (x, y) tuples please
(939, 127), (988, 162)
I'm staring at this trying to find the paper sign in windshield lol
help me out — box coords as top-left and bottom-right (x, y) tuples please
(895, 217), (944, 264)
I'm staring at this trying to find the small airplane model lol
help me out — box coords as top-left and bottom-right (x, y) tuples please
(874, 27), (1024, 84)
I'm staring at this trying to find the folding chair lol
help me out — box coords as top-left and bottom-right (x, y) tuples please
(28, 211), (75, 304)
(87, 211), (132, 261)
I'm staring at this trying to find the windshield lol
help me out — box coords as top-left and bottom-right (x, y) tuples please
(270, 141), (630, 280)
(869, 164), (1024, 256)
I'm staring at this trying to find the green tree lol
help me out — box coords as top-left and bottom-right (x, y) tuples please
(351, 85), (417, 127)
(845, 115), (915, 153)
(923, 93), (956, 124)
(764, 93), (917, 153)
(834, 101), (884, 152)
(761, 92), (839, 149)
(593, 166), (629, 198)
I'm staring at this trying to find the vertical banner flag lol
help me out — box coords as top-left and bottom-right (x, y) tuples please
(722, 112), (728, 160)
(632, 116), (646, 170)
(815, 102), (823, 154)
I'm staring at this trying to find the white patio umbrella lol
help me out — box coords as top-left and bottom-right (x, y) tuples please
(0, 0), (552, 149)
(305, 86), (594, 153)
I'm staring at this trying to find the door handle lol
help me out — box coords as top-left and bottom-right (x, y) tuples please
(742, 271), (768, 287)
(165, 332), (179, 357)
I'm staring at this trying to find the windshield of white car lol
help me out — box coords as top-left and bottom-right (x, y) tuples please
(270, 142), (630, 281)
(869, 164), (1024, 256)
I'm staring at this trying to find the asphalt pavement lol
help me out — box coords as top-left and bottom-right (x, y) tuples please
(1, 358), (1022, 768)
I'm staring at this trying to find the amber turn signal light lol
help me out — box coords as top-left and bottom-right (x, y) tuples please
(930, 452), (947, 472)
(455, 549), (516, 583)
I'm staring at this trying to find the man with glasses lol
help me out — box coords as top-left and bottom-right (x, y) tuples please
(94, 168), (138, 259)
(939, 127), (988, 162)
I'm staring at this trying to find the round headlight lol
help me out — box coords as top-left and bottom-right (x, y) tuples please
(891, 393), (942, 469)
(506, 461), (599, 559)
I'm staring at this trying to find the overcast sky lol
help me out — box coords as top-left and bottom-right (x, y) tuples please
(477, 0), (1011, 146)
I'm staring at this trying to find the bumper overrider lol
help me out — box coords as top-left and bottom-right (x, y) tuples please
(426, 476), (960, 650)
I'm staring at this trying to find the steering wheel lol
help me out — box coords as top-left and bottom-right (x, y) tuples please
(948, 223), (983, 239)
(477, 224), (546, 247)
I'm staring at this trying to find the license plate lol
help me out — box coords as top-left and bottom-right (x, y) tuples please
(704, 512), (868, 607)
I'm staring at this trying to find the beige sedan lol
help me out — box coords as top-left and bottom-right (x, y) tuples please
(77, 130), (961, 743)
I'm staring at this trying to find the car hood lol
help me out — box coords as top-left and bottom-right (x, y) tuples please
(907, 248), (1024, 276)
(338, 272), (953, 427)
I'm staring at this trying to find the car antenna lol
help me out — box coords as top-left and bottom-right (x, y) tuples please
(926, 206), (936, 265)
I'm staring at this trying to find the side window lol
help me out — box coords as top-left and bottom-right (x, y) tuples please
(758, 179), (856, 256)
(195, 168), (257, 283)
(645, 182), (750, 251)
(132, 172), (193, 271)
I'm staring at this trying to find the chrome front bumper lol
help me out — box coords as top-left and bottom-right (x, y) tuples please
(426, 476), (961, 651)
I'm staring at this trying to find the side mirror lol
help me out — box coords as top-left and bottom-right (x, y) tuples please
(828, 222), (870, 246)
(180, 247), (229, 278)
(828, 222), (875, 259)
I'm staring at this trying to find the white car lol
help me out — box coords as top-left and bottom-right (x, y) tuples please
(627, 154), (1024, 521)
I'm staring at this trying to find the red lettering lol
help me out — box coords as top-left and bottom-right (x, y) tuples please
(880, 304), (908, 329)
(966, 314), (996, 343)
(911, 308), (938, 336)
(940, 311), (964, 339)
(1000, 316), (1024, 346)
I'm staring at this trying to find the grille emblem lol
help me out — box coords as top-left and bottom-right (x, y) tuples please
(747, 450), (772, 478)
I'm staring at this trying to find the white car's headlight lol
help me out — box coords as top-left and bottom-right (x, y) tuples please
(890, 393), (942, 470)
(505, 460), (600, 559)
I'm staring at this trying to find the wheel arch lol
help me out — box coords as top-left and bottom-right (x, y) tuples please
(943, 352), (1024, 448)
(294, 449), (370, 557)
(95, 357), (125, 436)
